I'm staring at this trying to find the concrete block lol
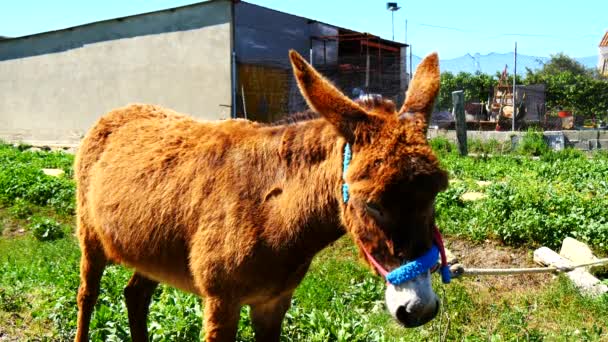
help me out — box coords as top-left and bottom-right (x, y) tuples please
(543, 131), (565, 151)
(534, 246), (608, 297)
(560, 237), (599, 272)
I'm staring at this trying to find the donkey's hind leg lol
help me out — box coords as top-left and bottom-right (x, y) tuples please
(75, 232), (107, 342)
(124, 272), (158, 342)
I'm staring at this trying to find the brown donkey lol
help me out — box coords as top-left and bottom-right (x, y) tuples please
(74, 51), (448, 341)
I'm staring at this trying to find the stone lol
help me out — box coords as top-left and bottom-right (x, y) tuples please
(534, 246), (608, 297)
(559, 237), (598, 272)
(42, 168), (65, 177)
(476, 180), (492, 187)
(460, 192), (487, 201)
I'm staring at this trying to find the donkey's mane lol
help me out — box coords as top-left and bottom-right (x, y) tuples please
(270, 110), (320, 126)
(271, 94), (397, 126)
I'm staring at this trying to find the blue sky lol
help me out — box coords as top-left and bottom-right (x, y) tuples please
(1, 0), (605, 59)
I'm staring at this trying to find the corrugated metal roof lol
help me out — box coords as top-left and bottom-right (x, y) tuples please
(600, 31), (608, 47)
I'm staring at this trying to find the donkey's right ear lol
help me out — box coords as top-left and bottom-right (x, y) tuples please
(289, 50), (370, 138)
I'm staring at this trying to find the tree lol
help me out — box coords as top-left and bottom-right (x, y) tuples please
(532, 52), (591, 78)
(437, 71), (496, 111)
(524, 53), (608, 117)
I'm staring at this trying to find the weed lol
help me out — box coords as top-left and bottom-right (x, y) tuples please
(8, 198), (34, 219)
(430, 136), (455, 155)
(516, 129), (550, 156)
(29, 216), (65, 242)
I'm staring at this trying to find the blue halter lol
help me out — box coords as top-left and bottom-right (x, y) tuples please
(341, 143), (451, 285)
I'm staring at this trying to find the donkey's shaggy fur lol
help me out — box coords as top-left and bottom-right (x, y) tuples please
(74, 51), (447, 341)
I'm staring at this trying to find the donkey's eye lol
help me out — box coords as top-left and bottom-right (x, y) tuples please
(365, 201), (383, 217)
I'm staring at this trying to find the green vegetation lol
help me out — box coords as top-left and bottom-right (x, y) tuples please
(433, 136), (608, 252)
(437, 53), (608, 119)
(1, 141), (607, 340)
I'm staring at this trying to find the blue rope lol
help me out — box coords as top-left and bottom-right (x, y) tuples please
(342, 143), (352, 203)
(386, 245), (447, 285)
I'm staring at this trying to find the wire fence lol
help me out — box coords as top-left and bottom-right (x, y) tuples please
(235, 54), (406, 123)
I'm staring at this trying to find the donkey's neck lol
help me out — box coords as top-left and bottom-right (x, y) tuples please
(258, 118), (346, 255)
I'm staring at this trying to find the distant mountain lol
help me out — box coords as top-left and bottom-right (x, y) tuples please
(411, 52), (598, 75)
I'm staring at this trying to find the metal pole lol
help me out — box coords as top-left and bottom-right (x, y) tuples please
(241, 85), (247, 119)
(404, 46), (407, 89)
(409, 45), (413, 83)
(365, 41), (370, 88)
(231, 51), (237, 119)
(405, 20), (408, 88)
(391, 11), (395, 41)
(512, 42), (517, 131)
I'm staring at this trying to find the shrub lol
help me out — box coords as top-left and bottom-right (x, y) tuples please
(516, 130), (550, 156)
(468, 138), (509, 155)
(29, 217), (65, 242)
(429, 137), (455, 155)
(8, 198), (33, 219)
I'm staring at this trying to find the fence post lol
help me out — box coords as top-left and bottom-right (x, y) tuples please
(452, 90), (467, 156)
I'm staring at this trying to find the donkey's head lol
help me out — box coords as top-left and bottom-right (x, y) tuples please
(290, 50), (448, 327)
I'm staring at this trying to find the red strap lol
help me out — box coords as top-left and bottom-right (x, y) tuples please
(433, 225), (449, 271)
(361, 225), (448, 279)
(361, 244), (388, 277)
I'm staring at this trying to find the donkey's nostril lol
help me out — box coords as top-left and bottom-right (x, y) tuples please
(395, 300), (439, 328)
(395, 305), (411, 326)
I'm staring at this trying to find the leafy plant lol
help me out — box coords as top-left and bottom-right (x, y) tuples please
(515, 130), (549, 156)
(29, 217), (65, 241)
(8, 197), (34, 219)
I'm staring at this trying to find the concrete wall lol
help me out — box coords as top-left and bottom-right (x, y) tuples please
(0, 1), (232, 145)
(429, 129), (608, 151)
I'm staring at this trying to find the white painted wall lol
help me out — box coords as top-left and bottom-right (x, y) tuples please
(0, 1), (232, 145)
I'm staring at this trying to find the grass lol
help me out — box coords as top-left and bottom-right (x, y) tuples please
(1, 139), (608, 340)
(432, 139), (608, 252)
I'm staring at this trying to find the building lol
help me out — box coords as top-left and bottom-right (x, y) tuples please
(0, 0), (408, 145)
(599, 31), (608, 76)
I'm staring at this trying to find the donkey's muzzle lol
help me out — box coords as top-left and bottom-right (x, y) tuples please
(385, 271), (439, 328)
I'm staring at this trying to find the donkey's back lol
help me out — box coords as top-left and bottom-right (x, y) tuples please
(75, 104), (261, 293)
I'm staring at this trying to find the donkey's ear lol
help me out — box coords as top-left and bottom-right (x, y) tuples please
(398, 52), (440, 125)
(289, 50), (369, 138)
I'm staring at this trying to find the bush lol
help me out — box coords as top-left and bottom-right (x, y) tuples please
(0, 144), (75, 215)
(429, 137), (455, 155)
(468, 139), (510, 155)
(516, 130), (550, 156)
(29, 217), (65, 242)
(8, 198), (33, 219)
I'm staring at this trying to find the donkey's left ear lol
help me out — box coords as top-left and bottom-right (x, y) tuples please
(289, 50), (369, 139)
(398, 52), (440, 125)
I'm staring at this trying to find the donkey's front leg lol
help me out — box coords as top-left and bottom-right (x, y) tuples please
(250, 292), (293, 342)
(203, 297), (240, 342)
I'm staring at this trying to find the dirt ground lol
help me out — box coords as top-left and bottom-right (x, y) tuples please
(446, 238), (553, 293)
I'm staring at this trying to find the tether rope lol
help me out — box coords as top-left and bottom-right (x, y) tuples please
(449, 258), (608, 278)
